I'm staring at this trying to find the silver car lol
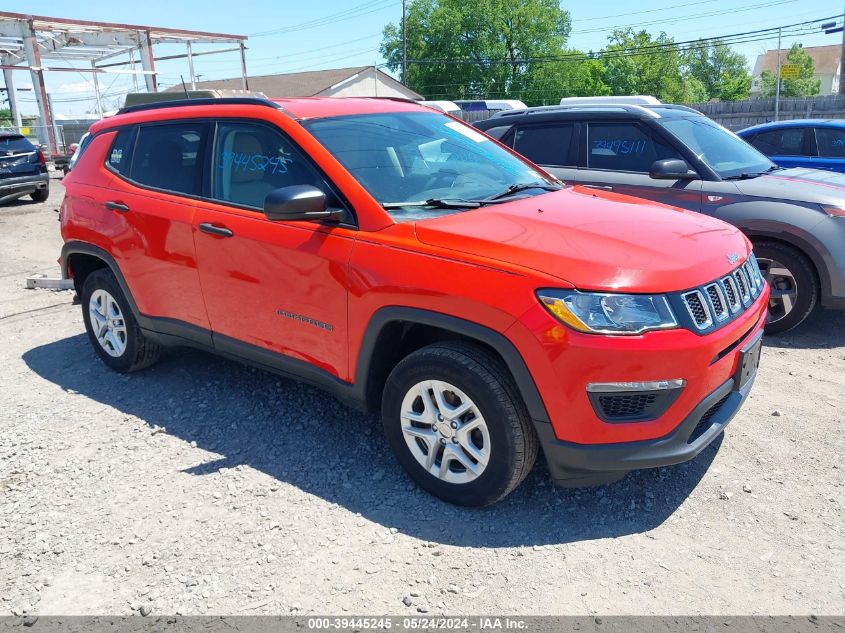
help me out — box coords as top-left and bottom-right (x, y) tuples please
(476, 103), (845, 333)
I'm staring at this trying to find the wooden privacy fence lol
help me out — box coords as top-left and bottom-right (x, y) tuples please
(685, 95), (845, 131)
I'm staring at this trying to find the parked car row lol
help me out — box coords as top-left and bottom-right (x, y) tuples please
(60, 95), (769, 505)
(474, 102), (845, 334)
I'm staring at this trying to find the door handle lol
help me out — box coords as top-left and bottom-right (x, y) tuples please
(105, 201), (129, 213)
(583, 184), (613, 191)
(199, 222), (234, 238)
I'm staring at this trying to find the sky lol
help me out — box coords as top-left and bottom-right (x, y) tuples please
(2, 0), (842, 117)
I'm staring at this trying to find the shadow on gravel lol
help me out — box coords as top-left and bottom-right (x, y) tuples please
(24, 334), (720, 548)
(763, 307), (845, 350)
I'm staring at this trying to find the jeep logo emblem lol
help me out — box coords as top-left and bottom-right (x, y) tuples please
(727, 253), (740, 264)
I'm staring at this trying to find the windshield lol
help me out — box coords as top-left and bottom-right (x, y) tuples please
(657, 116), (774, 179)
(303, 111), (553, 220)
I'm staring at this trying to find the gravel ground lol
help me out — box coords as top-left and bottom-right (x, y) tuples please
(1, 179), (843, 617)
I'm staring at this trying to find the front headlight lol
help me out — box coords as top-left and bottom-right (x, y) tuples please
(537, 290), (679, 335)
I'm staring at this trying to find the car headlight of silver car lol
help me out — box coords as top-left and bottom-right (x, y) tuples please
(537, 290), (679, 335)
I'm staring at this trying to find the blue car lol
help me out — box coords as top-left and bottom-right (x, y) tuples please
(738, 119), (845, 173)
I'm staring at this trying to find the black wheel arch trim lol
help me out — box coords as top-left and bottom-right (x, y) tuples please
(741, 228), (830, 304)
(353, 307), (551, 424)
(61, 240), (213, 348)
(61, 243), (550, 423)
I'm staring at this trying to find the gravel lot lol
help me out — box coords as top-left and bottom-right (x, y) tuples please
(1, 178), (843, 617)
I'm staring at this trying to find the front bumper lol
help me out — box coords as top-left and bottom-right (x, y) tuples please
(506, 280), (768, 484)
(537, 331), (759, 485)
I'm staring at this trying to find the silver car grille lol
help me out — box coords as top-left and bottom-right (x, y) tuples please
(681, 255), (765, 331)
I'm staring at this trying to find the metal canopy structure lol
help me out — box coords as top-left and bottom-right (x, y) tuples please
(0, 11), (248, 153)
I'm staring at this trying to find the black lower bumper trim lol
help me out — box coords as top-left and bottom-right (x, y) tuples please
(537, 356), (758, 486)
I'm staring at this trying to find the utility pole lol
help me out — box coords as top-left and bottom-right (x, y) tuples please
(91, 61), (104, 118)
(840, 0), (845, 94)
(402, 0), (407, 85)
(775, 26), (782, 121)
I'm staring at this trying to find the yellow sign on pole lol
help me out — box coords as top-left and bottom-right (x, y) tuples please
(20, 127), (30, 135)
(780, 64), (800, 79)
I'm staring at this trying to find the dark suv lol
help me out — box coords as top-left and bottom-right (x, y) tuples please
(0, 133), (49, 204)
(475, 104), (845, 333)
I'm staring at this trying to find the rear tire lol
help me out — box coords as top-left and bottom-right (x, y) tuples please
(754, 241), (817, 335)
(81, 268), (161, 372)
(381, 342), (538, 506)
(30, 187), (49, 202)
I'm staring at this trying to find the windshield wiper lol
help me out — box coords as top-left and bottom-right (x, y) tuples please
(484, 181), (563, 201)
(382, 198), (483, 210)
(723, 165), (782, 181)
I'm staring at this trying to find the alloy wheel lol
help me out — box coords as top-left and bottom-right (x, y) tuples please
(400, 379), (490, 485)
(88, 288), (127, 357)
(757, 257), (798, 324)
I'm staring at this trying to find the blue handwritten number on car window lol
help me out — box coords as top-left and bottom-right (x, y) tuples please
(219, 150), (294, 174)
(592, 139), (647, 155)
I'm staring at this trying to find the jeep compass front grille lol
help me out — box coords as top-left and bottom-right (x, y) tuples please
(678, 256), (763, 333)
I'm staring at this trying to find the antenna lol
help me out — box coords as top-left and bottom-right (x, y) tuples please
(180, 75), (191, 99)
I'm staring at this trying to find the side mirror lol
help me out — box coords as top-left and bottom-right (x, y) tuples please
(649, 158), (698, 180)
(263, 185), (341, 222)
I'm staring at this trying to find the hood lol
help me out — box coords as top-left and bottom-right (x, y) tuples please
(414, 186), (750, 294)
(732, 167), (845, 205)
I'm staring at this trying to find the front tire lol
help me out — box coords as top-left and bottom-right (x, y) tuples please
(30, 187), (49, 202)
(81, 268), (161, 372)
(382, 342), (538, 506)
(754, 241), (817, 334)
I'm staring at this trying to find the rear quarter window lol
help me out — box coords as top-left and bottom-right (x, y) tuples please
(106, 128), (136, 176)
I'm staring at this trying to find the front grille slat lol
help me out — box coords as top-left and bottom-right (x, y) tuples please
(682, 289), (713, 330)
(721, 276), (741, 313)
(705, 283), (728, 321)
(678, 256), (759, 333)
(733, 267), (751, 305)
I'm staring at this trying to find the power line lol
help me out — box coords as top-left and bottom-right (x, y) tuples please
(573, 0), (719, 23)
(407, 15), (839, 65)
(569, 0), (797, 35)
(250, 0), (396, 37)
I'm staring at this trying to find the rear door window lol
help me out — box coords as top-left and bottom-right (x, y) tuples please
(587, 122), (680, 172)
(0, 135), (35, 156)
(512, 123), (576, 167)
(748, 128), (807, 156)
(814, 127), (845, 158)
(129, 122), (209, 195)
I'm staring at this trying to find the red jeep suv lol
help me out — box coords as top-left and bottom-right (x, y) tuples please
(59, 97), (768, 506)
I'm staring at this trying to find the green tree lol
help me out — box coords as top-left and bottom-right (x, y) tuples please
(530, 54), (610, 103)
(759, 43), (821, 97)
(601, 29), (686, 102)
(0, 107), (11, 126)
(683, 40), (750, 101)
(381, 0), (591, 105)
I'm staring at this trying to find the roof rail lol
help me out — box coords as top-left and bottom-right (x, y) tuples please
(117, 97), (283, 115)
(492, 103), (662, 119)
(367, 96), (420, 104)
(649, 103), (701, 115)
